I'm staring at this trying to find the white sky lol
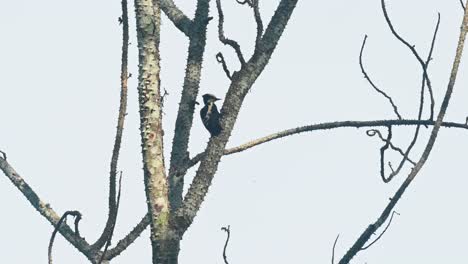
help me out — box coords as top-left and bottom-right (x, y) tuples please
(1, 0), (468, 263)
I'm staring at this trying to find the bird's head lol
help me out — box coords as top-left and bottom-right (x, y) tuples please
(202, 93), (221, 105)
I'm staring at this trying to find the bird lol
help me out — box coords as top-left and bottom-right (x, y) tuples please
(200, 93), (222, 136)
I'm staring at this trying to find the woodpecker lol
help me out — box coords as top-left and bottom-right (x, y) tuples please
(200, 94), (222, 136)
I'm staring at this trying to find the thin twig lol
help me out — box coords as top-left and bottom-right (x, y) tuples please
(332, 234), (340, 264)
(237, 0), (263, 49)
(381, 0), (434, 102)
(252, 0), (264, 49)
(359, 35), (402, 119)
(48, 211), (82, 264)
(98, 173), (123, 264)
(461, 0), (466, 11)
(378, 12), (441, 183)
(221, 226), (231, 264)
(366, 128), (416, 165)
(339, 5), (468, 262)
(367, 127), (416, 182)
(361, 211), (399, 250)
(216, 52), (233, 80)
(93, 0), (129, 250)
(216, 0), (246, 65)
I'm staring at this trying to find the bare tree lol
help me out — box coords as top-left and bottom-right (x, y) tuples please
(1, 0), (468, 263)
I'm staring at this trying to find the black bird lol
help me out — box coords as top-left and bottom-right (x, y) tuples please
(200, 94), (222, 136)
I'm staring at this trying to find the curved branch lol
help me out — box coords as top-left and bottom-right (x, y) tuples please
(93, 0), (129, 250)
(381, 0), (434, 120)
(221, 226), (231, 264)
(216, 52), (233, 80)
(331, 234), (340, 264)
(97, 174), (123, 264)
(359, 35), (402, 119)
(339, 5), (468, 262)
(378, 12), (441, 183)
(48, 211), (82, 264)
(216, 0), (246, 65)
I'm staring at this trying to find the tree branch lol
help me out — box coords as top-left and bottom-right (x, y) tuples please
(186, 119), (468, 169)
(375, 10), (441, 183)
(105, 213), (151, 259)
(167, 0), (211, 211)
(216, 0), (246, 65)
(221, 226), (231, 264)
(381, 0), (435, 120)
(97, 174), (123, 264)
(0, 158), (94, 260)
(360, 211), (399, 251)
(93, 0), (129, 250)
(338, 4), (468, 262)
(160, 0), (193, 37)
(216, 52), (233, 80)
(331, 234), (340, 264)
(48, 211), (82, 264)
(359, 35), (402, 119)
(236, 0), (264, 50)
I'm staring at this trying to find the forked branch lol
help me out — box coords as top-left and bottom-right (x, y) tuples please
(48, 211), (82, 264)
(338, 3), (468, 262)
(93, 0), (129, 250)
(216, 0), (246, 65)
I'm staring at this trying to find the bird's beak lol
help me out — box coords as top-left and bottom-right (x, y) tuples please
(215, 97), (222, 101)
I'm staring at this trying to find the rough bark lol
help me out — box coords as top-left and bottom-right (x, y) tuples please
(168, 0), (211, 211)
(134, 0), (178, 263)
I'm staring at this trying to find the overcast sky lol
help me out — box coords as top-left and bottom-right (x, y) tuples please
(1, 0), (468, 263)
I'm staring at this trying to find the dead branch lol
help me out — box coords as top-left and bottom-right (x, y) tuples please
(48, 211), (82, 264)
(237, 0), (264, 49)
(221, 226), (231, 264)
(361, 211), (399, 250)
(98, 174), (123, 264)
(366, 128), (416, 165)
(381, 0), (435, 120)
(331, 234), (340, 264)
(160, 0), (193, 36)
(105, 213), (151, 259)
(359, 35), (402, 119)
(0, 150), (6, 160)
(216, 52), (233, 80)
(0, 158), (94, 259)
(338, 5), (468, 263)
(167, 0), (211, 211)
(186, 119), (468, 169)
(93, 0), (129, 251)
(216, 0), (246, 65)
(378, 12), (441, 183)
